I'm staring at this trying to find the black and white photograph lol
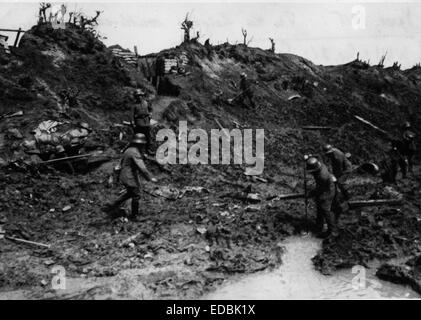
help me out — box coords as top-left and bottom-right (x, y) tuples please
(0, 0), (420, 304)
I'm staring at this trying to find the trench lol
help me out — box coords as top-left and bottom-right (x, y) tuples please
(204, 236), (421, 299)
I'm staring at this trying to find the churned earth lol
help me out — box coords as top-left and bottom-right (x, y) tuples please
(1, 23), (420, 299)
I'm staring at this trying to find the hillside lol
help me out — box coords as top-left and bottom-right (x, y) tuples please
(1, 24), (420, 298)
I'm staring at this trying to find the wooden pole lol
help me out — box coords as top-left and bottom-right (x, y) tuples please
(348, 198), (402, 209)
(270, 193), (306, 201)
(5, 236), (51, 248)
(40, 153), (94, 165)
(13, 27), (22, 47)
(303, 156), (309, 233)
(0, 28), (25, 32)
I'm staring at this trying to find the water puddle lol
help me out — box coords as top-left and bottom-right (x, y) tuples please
(205, 236), (420, 299)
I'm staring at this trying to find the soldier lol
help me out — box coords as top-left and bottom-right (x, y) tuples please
(323, 144), (353, 200)
(103, 133), (157, 220)
(400, 121), (416, 175)
(239, 73), (255, 108)
(132, 89), (154, 154)
(381, 142), (402, 184)
(306, 157), (342, 238)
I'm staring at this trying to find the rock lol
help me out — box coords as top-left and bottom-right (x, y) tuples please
(144, 252), (153, 260)
(0, 157), (7, 168)
(245, 204), (261, 212)
(43, 259), (55, 266)
(205, 245), (210, 252)
(7, 128), (23, 139)
(246, 193), (261, 203)
(62, 205), (71, 212)
(196, 227), (207, 235)
(40, 279), (48, 286)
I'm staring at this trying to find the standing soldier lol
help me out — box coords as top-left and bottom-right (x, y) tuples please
(323, 144), (353, 200)
(381, 142), (402, 184)
(103, 133), (157, 220)
(239, 73), (256, 108)
(400, 121), (416, 176)
(306, 157), (342, 238)
(132, 89), (154, 155)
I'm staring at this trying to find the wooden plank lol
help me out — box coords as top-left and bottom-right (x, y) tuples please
(348, 198), (402, 209)
(269, 193), (305, 201)
(13, 27), (22, 47)
(302, 126), (334, 131)
(353, 115), (389, 136)
(0, 28), (26, 32)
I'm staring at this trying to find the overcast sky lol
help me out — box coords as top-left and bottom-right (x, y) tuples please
(1, 1), (421, 68)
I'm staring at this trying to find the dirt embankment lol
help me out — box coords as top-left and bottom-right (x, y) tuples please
(1, 24), (421, 298)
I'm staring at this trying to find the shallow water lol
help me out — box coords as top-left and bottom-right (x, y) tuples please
(205, 236), (420, 300)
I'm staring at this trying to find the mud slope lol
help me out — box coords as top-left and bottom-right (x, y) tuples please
(1, 25), (420, 298)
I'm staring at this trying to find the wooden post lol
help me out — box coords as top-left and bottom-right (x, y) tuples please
(13, 27), (22, 47)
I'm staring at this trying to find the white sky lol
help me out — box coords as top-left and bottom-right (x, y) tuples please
(1, 1), (421, 68)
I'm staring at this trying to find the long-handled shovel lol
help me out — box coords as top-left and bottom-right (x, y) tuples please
(302, 154), (310, 236)
(227, 86), (253, 104)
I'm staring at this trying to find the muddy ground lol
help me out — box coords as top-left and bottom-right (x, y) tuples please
(1, 23), (421, 299)
(1, 161), (420, 299)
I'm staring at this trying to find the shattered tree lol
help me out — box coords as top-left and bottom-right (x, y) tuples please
(181, 14), (193, 43)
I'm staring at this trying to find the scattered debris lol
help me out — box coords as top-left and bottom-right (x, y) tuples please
(288, 94), (301, 101)
(0, 110), (23, 121)
(348, 198), (403, 209)
(62, 205), (72, 212)
(3, 236), (51, 249)
(196, 227), (207, 235)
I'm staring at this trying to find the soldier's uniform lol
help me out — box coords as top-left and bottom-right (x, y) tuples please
(132, 98), (153, 149)
(307, 158), (342, 236)
(239, 74), (255, 108)
(104, 134), (154, 219)
(400, 130), (416, 175)
(381, 144), (401, 183)
(325, 145), (353, 199)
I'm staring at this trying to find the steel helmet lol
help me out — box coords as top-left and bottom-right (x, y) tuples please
(403, 131), (415, 140)
(133, 88), (146, 97)
(306, 157), (322, 173)
(132, 133), (147, 144)
(78, 122), (91, 131)
(323, 144), (334, 154)
(403, 121), (411, 129)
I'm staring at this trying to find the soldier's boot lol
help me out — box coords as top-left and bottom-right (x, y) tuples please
(324, 212), (338, 238)
(400, 159), (408, 179)
(314, 209), (325, 237)
(408, 156), (414, 174)
(129, 198), (140, 221)
(339, 184), (350, 201)
(102, 192), (130, 217)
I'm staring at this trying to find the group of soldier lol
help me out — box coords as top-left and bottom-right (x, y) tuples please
(103, 76), (416, 237)
(102, 89), (157, 220)
(305, 122), (416, 238)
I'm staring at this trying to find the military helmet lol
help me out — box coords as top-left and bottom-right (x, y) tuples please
(306, 157), (322, 173)
(323, 144), (334, 154)
(78, 122), (91, 131)
(55, 145), (65, 153)
(132, 133), (147, 144)
(133, 88), (146, 97)
(403, 130), (415, 140)
(403, 121), (411, 129)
